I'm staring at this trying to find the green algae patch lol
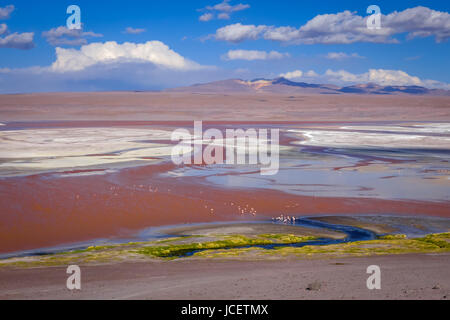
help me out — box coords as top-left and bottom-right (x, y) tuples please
(378, 234), (407, 240)
(0, 249), (139, 269)
(185, 233), (450, 260)
(258, 234), (317, 243)
(154, 236), (204, 244)
(2, 233), (449, 268)
(136, 234), (318, 259)
(136, 236), (273, 259)
(258, 232), (450, 259)
(194, 248), (266, 259)
(136, 234), (317, 258)
(416, 232), (450, 249)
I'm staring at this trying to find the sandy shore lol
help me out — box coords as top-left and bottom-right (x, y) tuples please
(0, 253), (448, 300)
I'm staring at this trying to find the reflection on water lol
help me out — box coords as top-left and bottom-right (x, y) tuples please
(1, 122), (449, 202)
(0, 218), (377, 259)
(168, 123), (450, 202)
(1, 122), (449, 257)
(181, 218), (377, 258)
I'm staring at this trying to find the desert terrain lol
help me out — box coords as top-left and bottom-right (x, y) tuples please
(0, 92), (449, 121)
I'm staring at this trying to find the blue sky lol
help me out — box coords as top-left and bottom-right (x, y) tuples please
(0, 0), (449, 92)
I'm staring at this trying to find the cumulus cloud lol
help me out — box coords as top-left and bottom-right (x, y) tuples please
(215, 23), (267, 42)
(305, 70), (319, 77)
(324, 69), (363, 83)
(222, 49), (289, 61)
(199, 0), (249, 22)
(0, 31), (34, 49)
(50, 41), (206, 73)
(324, 69), (436, 87)
(0, 39), (226, 93)
(0, 5), (34, 49)
(326, 52), (365, 60)
(279, 70), (304, 79)
(124, 27), (146, 35)
(42, 26), (103, 46)
(214, 6), (450, 44)
(279, 68), (450, 89)
(0, 62), (229, 93)
(385, 6), (450, 42)
(279, 70), (319, 80)
(0, 5), (14, 19)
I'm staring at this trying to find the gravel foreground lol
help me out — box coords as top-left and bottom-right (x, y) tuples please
(0, 253), (448, 300)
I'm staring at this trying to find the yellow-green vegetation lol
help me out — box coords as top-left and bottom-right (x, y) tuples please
(195, 233), (450, 259)
(378, 234), (407, 240)
(1, 233), (449, 268)
(259, 234), (316, 242)
(416, 232), (450, 249)
(136, 234), (316, 259)
(0, 234), (316, 268)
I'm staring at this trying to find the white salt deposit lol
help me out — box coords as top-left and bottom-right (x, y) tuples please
(289, 123), (450, 149)
(0, 127), (175, 177)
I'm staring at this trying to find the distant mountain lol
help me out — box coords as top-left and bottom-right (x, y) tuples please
(166, 78), (449, 96)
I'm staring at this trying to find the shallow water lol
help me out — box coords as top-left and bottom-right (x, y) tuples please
(0, 218), (376, 259)
(0, 121), (449, 255)
(180, 218), (377, 257)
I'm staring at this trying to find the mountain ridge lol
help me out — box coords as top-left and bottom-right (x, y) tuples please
(166, 77), (449, 96)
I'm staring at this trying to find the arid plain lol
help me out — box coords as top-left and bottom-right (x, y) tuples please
(1, 92), (449, 121)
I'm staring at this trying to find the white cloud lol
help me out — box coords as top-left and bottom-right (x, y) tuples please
(324, 69), (366, 83)
(325, 69), (424, 86)
(124, 27), (146, 35)
(0, 23), (7, 35)
(215, 23), (267, 42)
(206, 0), (249, 13)
(42, 26), (103, 46)
(199, 13), (214, 22)
(214, 6), (450, 44)
(50, 41), (205, 73)
(0, 62), (225, 93)
(279, 70), (303, 79)
(0, 5), (34, 49)
(223, 49), (289, 61)
(326, 52), (364, 60)
(305, 70), (319, 77)
(0, 31), (34, 49)
(0, 5), (14, 19)
(278, 68), (450, 89)
(199, 0), (250, 22)
(279, 70), (318, 80)
(385, 6), (450, 42)
(218, 13), (230, 20)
